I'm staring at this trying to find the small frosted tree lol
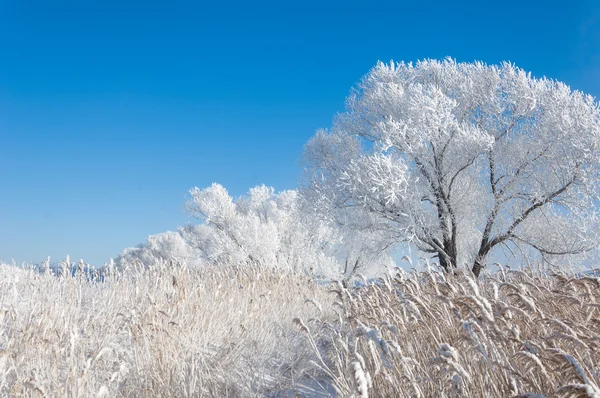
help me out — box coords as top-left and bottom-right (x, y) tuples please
(186, 184), (338, 274)
(302, 59), (600, 276)
(119, 184), (340, 275)
(117, 230), (202, 269)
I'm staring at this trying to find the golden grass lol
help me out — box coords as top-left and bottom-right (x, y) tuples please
(305, 266), (600, 397)
(0, 261), (598, 397)
(0, 262), (333, 397)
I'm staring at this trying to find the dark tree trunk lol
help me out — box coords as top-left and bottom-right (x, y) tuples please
(437, 241), (457, 274)
(438, 254), (453, 273)
(472, 244), (491, 277)
(472, 257), (485, 278)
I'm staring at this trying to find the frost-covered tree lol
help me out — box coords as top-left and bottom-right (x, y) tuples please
(185, 183), (339, 275)
(117, 230), (203, 269)
(303, 59), (600, 276)
(118, 184), (341, 277)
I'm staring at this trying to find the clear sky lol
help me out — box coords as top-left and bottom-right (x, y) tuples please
(1, 0), (599, 266)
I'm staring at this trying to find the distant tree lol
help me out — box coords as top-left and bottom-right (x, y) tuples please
(118, 184), (342, 277)
(117, 230), (202, 269)
(302, 59), (600, 276)
(118, 183), (396, 281)
(185, 183), (339, 275)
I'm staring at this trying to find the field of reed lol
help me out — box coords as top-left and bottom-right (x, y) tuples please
(0, 260), (598, 397)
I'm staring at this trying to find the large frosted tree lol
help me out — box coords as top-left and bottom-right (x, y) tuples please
(302, 59), (600, 276)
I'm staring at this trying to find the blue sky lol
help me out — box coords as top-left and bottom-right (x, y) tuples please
(1, 0), (599, 266)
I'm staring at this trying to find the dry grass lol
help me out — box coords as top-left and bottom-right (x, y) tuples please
(0, 262), (335, 397)
(0, 261), (599, 397)
(307, 265), (600, 397)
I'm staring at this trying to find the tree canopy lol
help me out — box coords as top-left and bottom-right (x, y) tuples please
(302, 59), (600, 275)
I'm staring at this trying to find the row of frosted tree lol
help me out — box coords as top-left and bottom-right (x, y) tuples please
(118, 59), (600, 279)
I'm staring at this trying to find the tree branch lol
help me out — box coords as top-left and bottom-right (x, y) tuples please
(489, 172), (579, 250)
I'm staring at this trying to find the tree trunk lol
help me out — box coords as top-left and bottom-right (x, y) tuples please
(471, 238), (494, 278)
(437, 246), (456, 273)
(438, 254), (451, 272)
(472, 257), (485, 278)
